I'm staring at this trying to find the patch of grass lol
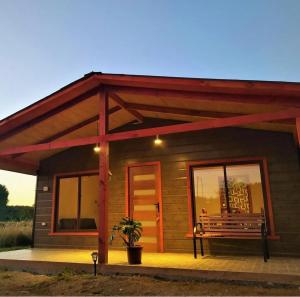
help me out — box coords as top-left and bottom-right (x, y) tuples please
(55, 267), (77, 281)
(0, 221), (32, 249)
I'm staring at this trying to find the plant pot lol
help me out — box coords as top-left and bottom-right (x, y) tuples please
(127, 246), (143, 264)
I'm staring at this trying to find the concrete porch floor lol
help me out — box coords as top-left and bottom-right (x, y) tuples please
(0, 249), (300, 284)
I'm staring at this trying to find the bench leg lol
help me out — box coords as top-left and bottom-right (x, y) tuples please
(261, 234), (267, 262)
(193, 236), (197, 259)
(199, 237), (204, 257)
(265, 237), (270, 259)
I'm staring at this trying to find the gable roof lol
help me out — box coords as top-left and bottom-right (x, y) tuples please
(1, 72), (300, 174)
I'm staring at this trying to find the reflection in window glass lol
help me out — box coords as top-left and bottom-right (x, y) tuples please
(226, 164), (264, 214)
(193, 166), (224, 218)
(192, 163), (265, 221)
(80, 175), (99, 230)
(56, 174), (99, 232)
(57, 177), (78, 231)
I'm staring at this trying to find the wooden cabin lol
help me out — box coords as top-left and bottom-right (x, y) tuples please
(1, 72), (300, 263)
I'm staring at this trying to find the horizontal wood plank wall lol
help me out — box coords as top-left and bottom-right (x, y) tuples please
(34, 127), (300, 256)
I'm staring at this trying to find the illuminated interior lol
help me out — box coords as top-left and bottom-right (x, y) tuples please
(192, 162), (265, 219)
(56, 174), (99, 232)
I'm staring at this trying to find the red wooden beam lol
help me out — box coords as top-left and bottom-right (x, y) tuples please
(108, 86), (300, 108)
(0, 136), (100, 156)
(109, 92), (144, 122)
(33, 106), (120, 144)
(1, 107), (300, 156)
(0, 87), (100, 142)
(12, 106), (121, 159)
(296, 118), (300, 147)
(126, 102), (241, 118)
(126, 102), (293, 124)
(106, 108), (300, 142)
(98, 90), (109, 264)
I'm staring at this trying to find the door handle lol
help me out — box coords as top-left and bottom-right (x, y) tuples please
(154, 202), (160, 213)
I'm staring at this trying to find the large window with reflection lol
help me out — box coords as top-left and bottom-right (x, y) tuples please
(191, 162), (266, 221)
(55, 174), (99, 232)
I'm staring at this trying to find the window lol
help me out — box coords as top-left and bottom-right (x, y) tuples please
(191, 161), (266, 221)
(55, 174), (99, 232)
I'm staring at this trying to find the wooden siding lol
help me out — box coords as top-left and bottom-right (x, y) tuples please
(34, 127), (300, 256)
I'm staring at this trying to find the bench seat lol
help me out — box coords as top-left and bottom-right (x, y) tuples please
(193, 213), (270, 262)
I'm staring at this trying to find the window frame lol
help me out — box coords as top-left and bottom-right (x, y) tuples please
(186, 157), (277, 238)
(50, 170), (99, 236)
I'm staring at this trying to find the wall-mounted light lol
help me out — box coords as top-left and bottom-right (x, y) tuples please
(93, 144), (101, 153)
(42, 186), (49, 192)
(154, 135), (163, 146)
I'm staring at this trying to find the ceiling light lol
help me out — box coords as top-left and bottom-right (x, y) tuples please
(94, 144), (101, 153)
(154, 135), (162, 146)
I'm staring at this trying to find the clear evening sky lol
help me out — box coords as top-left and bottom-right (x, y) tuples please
(0, 0), (300, 206)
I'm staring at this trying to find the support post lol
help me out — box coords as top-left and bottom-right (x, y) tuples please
(296, 118), (300, 147)
(98, 90), (109, 264)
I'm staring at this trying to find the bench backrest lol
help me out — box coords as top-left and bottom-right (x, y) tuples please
(198, 213), (265, 234)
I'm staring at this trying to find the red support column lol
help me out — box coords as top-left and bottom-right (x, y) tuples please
(98, 90), (109, 264)
(296, 118), (300, 147)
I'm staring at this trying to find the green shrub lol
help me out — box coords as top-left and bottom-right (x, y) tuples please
(0, 221), (32, 248)
(0, 206), (34, 221)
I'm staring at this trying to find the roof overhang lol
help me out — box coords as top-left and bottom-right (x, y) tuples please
(1, 72), (300, 175)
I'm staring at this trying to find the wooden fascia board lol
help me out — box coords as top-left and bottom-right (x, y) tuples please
(1, 107), (300, 156)
(97, 73), (300, 95)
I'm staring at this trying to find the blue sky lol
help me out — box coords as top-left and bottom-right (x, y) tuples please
(0, 0), (300, 205)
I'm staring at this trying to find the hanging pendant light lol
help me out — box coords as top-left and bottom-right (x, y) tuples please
(93, 144), (100, 153)
(94, 120), (100, 153)
(154, 135), (162, 146)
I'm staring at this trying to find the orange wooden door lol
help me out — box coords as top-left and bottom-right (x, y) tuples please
(128, 163), (162, 252)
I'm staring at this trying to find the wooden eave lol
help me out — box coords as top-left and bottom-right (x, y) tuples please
(0, 72), (300, 175)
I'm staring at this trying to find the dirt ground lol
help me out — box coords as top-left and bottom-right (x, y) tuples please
(0, 270), (299, 296)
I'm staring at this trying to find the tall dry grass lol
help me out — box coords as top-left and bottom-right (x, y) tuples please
(0, 221), (32, 248)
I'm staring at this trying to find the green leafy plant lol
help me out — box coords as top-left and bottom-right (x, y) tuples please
(110, 217), (142, 247)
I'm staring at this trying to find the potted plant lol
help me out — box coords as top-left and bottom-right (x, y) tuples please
(110, 217), (143, 264)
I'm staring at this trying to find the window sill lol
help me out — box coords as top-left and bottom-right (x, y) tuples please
(48, 232), (98, 236)
(185, 233), (280, 240)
